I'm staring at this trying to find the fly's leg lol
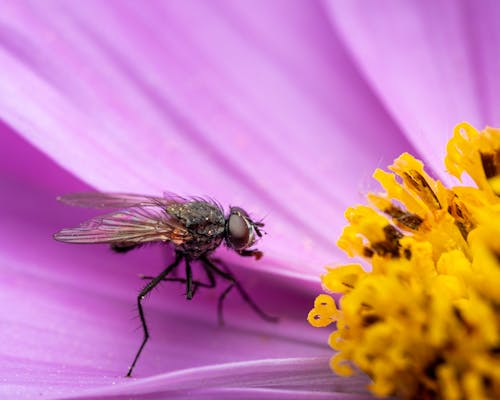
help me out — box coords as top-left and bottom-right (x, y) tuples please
(238, 249), (263, 260)
(185, 259), (193, 300)
(139, 263), (216, 298)
(139, 276), (204, 297)
(201, 257), (278, 324)
(216, 282), (234, 326)
(126, 252), (184, 377)
(199, 264), (230, 325)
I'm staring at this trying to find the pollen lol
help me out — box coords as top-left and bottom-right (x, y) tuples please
(308, 124), (500, 399)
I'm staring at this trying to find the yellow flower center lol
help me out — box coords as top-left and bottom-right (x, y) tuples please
(308, 123), (500, 399)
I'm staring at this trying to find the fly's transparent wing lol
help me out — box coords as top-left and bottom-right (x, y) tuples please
(57, 192), (171, 209)
(54, 205), (191, 245)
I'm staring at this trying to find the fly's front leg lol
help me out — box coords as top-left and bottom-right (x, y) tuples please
(238, 249), (263, 260)
(201, 257), (278, 324)
(217, 283), (234, 326)
(200, 264), (229, 325)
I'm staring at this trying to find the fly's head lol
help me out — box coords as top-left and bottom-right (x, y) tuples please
(224, 207), (265, 260)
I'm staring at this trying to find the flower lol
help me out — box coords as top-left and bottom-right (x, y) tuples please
(309, 123), (500, 399)
(1, 1), (500, 399)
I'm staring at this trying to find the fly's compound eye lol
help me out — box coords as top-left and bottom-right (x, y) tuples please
(226, 209), (255, 251)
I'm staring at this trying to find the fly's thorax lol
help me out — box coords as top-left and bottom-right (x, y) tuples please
(166, 201), (225, 229)
(166, 200), (225, 258)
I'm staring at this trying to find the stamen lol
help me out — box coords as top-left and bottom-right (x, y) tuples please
(309, 124), (500, 399)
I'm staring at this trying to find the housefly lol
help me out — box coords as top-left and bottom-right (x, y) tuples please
(53, 192), (276, 377)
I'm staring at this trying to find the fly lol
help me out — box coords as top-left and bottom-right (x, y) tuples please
(53, 192), (277, 376)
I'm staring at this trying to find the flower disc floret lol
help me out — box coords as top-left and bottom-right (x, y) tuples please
(309, 124), (500, 399)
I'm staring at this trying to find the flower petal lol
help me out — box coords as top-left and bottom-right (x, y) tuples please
(57, 357), (372, 400)
(0, 0), (415, 273)
(0, 126), (329, 398)
(325, 0), (500, 180)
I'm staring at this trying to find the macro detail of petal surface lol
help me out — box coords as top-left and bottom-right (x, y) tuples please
(309, 124), (500, 399)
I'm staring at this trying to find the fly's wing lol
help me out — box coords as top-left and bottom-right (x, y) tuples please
(57, 192), (172, 209)
(54, 205), (191, 245)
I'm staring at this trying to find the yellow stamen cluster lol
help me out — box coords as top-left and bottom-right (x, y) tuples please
(308, 123), (500, 399)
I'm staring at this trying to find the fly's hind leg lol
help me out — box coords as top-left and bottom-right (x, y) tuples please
(126, 251), (184, 377)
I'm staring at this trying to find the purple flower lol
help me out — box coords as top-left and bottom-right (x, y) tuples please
(0, 1), (498, 399)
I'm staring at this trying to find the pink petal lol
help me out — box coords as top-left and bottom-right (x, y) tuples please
(0, 0), (414, 275)
(0, 125), (330, 398)
(58, 357), (372, 399)
(325, 0), (500, 181)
